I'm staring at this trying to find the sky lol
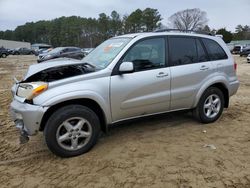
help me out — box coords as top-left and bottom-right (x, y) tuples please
(0, 0), (250, 32)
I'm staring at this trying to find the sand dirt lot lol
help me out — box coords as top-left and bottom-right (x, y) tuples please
(0, 55), (250, 188)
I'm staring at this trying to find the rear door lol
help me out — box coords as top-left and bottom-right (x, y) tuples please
(110, 37), (171, 122)
(169, 36), (215, 110)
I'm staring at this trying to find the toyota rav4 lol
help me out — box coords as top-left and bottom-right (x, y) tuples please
(10, 30), (239, 157)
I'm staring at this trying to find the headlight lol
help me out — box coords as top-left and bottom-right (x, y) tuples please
(45, 54), (52, 58)
(17, 82), (48, 100)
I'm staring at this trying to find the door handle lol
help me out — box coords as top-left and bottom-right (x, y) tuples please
(200, 65), (209, 71)
(156, 72), (168, 78)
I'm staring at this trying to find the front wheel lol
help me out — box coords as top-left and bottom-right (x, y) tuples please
(194, 87), (224, 123)
(44, 105), (100, 157)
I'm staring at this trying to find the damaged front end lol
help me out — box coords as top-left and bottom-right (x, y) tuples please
(11, 59), (96, 144)
(24, 59), (96, 82)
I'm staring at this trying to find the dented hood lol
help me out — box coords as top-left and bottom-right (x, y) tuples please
(24, 58), (82, 80)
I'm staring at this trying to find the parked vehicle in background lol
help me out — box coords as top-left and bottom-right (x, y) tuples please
(81, 48), (94, 56)
(7, 49), (14, 55)
(0, 47), (9, 58)
(10, 31), (239, 157)
(37, 47), (85, 63)
(232, 45), (243, 54)
(12, 47), (35, 55)
(32, 43), (52, 56)
(240, 46), (250, 57)
(36, 48), (53, 56)
(247, 54), (250, 63)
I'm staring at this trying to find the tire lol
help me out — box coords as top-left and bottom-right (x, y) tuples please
(2, 53), (7, 58)
(44, 105), (100, 157)
(194, 87), (224, 123)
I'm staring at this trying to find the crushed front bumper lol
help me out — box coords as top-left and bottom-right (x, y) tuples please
(10, 99), (49, 136)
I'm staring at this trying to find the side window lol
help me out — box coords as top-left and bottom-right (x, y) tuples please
(202, 38), (228, 60)
(69, 48), (79, 52)
(66, 48), (76, 52)
(169, 37), (197, 66)
(62, 48), (68, 53)
(122, 38), (165, 72)
(196, 39), (209, 62)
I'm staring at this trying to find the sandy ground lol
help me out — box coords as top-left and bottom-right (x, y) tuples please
(0, 55), (250, 188)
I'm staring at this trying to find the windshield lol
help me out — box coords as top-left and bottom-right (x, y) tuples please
(82, 37), (131, 69)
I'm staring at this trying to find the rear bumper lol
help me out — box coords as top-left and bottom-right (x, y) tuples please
(10, 99), (48, 135)
(229, 80), (240, 97)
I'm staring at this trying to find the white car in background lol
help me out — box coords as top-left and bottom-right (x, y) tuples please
(247, 54), (250, 63)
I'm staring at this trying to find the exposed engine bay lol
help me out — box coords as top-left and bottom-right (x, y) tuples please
(23, 63), (95, 82)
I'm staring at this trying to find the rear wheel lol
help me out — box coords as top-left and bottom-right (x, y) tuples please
(2, 53), (7, 58)
(44, 105), (100, 157)
(194, 87), (224, 123)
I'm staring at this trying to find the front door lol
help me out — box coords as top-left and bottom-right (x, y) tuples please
(110, 37), (171, 122)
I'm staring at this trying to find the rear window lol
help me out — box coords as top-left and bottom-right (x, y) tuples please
(202, 38), (228, 60)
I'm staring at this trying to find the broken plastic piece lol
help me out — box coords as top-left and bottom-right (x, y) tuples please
(203, 144), (216, 150)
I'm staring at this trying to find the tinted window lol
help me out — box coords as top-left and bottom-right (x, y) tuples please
(70, 48), (80, 52)
(169, 37), (197, 65)
(123, 38), (165, 72)
(196, 39), (209, 62)
(65, 48), (76, 52)
(202, 38), (228, 60)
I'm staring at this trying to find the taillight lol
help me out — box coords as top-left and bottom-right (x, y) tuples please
(234, 62), (237, 71)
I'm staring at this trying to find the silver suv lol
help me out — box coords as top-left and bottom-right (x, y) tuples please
(10, 31), (239, 157)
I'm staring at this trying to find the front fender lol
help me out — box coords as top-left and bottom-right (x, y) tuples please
(39, 90), (111, 124)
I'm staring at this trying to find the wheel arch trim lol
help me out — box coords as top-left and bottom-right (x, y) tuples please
(39, 91), (111, 133)
(193, 76), (229, 108)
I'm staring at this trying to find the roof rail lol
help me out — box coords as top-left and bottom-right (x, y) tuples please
(154, 28), (214, 36)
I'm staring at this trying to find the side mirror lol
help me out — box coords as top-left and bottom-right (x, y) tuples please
(119, 62), (134, 74)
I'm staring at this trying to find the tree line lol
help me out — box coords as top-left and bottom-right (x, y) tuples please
(0, 8), (249, 47)
(0, 8), (161, 47)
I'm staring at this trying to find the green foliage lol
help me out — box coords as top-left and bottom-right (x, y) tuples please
(124, 8), (162, 33)
(142, 8), (162, 32)
(0, 8), (162, 47)
(233, 25), (250, 40)
(216, 28), (233, 43)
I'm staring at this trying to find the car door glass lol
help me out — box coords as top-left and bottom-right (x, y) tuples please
(122, 38), (165, 72)
(169, 37), (197, 66)
(196, 39), (209, 62)
(62, 48), (69, 53)
(68, 48), (77, 52)
(202, 38), (228, 60)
